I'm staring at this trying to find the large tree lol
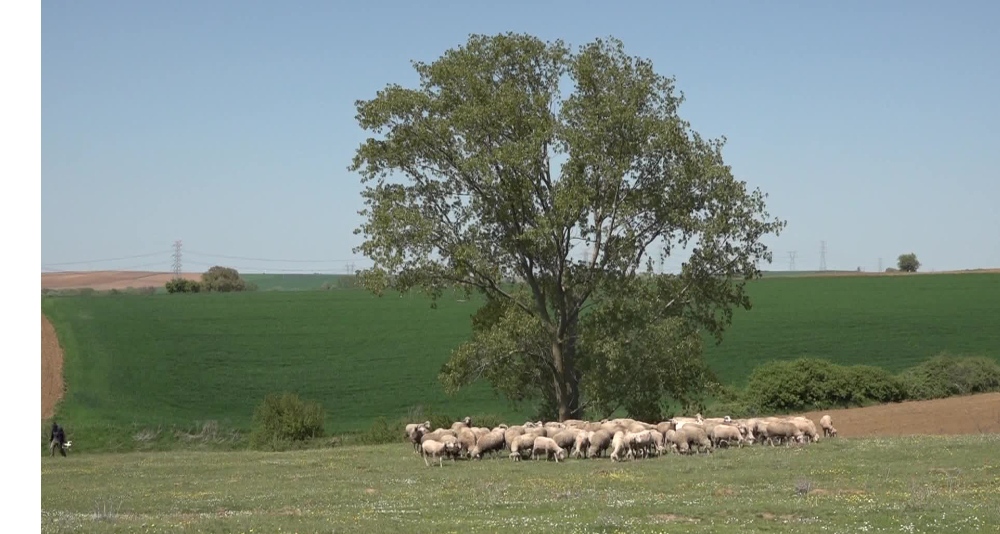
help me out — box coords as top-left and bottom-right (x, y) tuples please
(349, 33), (786, 421)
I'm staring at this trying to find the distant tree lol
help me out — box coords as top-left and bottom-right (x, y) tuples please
(348, 33), (786, 421)
(201, 266), (255, 292)
(897, 253), (920, 273)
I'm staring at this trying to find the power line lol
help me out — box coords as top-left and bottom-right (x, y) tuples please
(182, 259), (363, 273)
(184, 250), (365, 263)
(42, 251), (170, 266)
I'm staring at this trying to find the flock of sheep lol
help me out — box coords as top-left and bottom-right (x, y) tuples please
(405, 413), (838, 466)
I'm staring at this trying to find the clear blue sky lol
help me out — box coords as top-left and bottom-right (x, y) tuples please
(42, 0), (1000, 274)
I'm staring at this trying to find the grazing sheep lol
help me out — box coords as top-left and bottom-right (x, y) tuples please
(469, 430), (505, 459)
(820, 415), (837, 437)
(551, 429), (580, 450)
(609, 431), (628, 462)
(456, 428), (478, 457)
(789, 417), (821, 443)
(587, 430), (613, 459)
(761, 421), (802, 446)
(625, 430), (656, 460)
(509, 433), (538, 461)
(679, 425), (713, 454)
(710, 424), (744, 448)
(663, 429), (690, 454)
(571, 431), (591, 459)
(532, 436), (567, 462)
(504, 426), (525, 449)
(421, 440), (449, 467)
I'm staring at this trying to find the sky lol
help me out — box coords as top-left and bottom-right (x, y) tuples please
(41, 0), (1000, 274)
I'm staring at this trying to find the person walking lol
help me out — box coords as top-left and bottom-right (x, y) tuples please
(49, 421), (67, 457)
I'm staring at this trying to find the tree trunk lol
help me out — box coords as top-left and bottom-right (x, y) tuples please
(551, 333), (583, 421)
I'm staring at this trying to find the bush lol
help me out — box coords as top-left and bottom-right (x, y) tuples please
(742, 358), (907, 413)
(249, 392), (325, 451)
(837, 365), (907, 406)
(898, 354), (1000, 400)
(356, 417), (401, 445)
(165, 278), (202, 294)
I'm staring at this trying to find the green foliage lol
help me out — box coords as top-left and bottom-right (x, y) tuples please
(201, 266), (256, 293)
(579, 278), (716, 422)
(351, 32), (785, 420)
(165, 277), (202, 294)
(356, 417), (401, 446)
(41, 273), (1000, 451)
(898, 354), (1000, 400)
(741, 358), (907, 413)
(249, 392), (325, 451)
(897, 253), (921, 272)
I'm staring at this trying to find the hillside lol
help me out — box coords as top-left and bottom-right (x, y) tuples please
(41, 272), (1000, 444)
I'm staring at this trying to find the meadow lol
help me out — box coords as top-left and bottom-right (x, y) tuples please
(41, 272), (1000, 448)
(40, 435), (1000, 533)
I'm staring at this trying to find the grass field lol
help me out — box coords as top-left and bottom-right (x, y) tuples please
(41, 272), (1000, 448)
(40, 435), (1000, 533)
(241, 273), (358, 291)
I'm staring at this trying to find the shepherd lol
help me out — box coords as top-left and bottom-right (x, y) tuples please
(49, 421), (67, 457)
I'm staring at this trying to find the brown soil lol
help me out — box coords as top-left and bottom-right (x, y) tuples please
(41, 271), (201, 290)
(41, 314), (64, 420)
(796, 393), (1000, 437)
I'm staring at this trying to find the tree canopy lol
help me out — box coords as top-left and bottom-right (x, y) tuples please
(349, 33), (786, 421)
(897, 253), (920, 273)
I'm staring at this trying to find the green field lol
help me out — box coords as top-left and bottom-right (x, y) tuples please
(241, 273), (358, 291)
(42, 272), (1000, 447)
(40, 436), (1000, 533)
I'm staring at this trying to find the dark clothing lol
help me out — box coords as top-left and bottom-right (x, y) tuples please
(49, 423), (67, 457)
(50, 424), (65, 445)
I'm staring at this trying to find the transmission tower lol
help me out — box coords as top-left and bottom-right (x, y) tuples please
(171, 240), (183, 277)
(878, 258), (883, 272)
(819, 241), (827, 271)
(787, 251), (797, 271)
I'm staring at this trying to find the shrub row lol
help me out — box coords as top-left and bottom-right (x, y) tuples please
(247, 355), (1000, 450)
(720, 353), (1000, 416)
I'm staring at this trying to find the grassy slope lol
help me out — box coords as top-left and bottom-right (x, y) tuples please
(41, 436), (1000, 533)
(42, 273), (1000, 442)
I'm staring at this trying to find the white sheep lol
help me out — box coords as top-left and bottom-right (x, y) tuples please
(421, 440), (448, 467)
(532, 436), (567, 462)
(709, 423), (743, 448)
(509, 433), (538, 461)
(469, 430), (505, 459)
(587, 429), (613, 458)
(820, 414), (837, 437)
(609, 431), (627, 462)
(571, 431), (591, 459)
